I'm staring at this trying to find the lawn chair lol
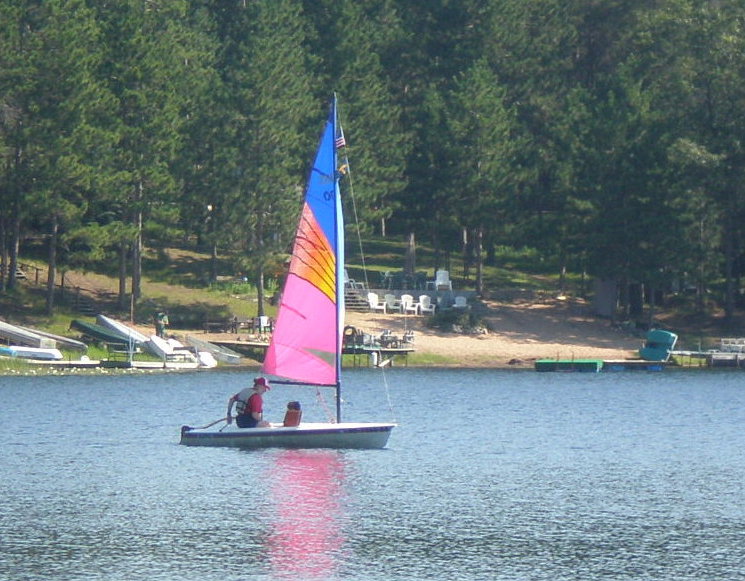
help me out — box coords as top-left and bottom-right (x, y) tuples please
(367, 292), (387, 314)
(400, 294), (419, 315)
(418, 295), (436, 315)
(435, 270), (452, 291)
(384, 294), (401, 312)
(453, 296), (469, 309)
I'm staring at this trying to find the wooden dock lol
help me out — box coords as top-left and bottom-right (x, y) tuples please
(672, 350), (745, 368)
(210, 338), (415, 367)
(343, 345), (414, 367)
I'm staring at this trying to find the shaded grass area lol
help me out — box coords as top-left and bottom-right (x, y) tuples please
(346, 236), (559, 292)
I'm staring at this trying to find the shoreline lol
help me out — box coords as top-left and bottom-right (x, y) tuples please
(340, 298), (644, 369)
(0, 297), (646, 373)
(134, 297), (646, 370)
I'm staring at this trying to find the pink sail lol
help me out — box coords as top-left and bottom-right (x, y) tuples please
(261, 100), (344, 387)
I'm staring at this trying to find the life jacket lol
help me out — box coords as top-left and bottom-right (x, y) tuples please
(236, 392), (259, 415)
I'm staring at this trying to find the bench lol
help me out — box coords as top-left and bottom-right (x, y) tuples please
(203, 319), (231, 333)
(233, 317), (252, 332)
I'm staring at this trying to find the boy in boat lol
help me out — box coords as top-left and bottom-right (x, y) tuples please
(226, 377), (271, 428)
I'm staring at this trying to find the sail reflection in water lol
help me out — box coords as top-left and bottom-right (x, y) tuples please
(265, 451), (348, 579)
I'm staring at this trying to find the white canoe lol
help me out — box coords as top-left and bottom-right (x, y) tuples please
(146, 335), (217, 368)
(14, 325), (88, 352)
(96, 315), (148, 344)
(185, 335), (242, 364)
(0, 320), (57, 349)
(0, 345), (63, 360)
(196, 351), (218, 368)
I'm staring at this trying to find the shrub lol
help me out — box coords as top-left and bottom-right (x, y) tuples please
(426, 309), (488, 334)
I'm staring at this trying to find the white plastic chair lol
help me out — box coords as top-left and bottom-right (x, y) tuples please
(400, 294), (419, 315)
(435, 270), (452, 291)
(384, 294), (401, 311)
(453, 296), (468, 309)
(418, 295), (436, 315)
(367, 292), (387, 313)
(344, 269), (364, 289)
(254, 315), (273, 333)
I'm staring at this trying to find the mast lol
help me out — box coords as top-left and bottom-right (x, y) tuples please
(333, 94), (343, 423)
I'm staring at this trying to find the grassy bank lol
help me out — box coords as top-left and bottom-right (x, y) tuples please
(2, 237), (744, 370)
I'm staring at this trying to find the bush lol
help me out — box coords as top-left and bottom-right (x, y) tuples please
(426, 309), (488, 334)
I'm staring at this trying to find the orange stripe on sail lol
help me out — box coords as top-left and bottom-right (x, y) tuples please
(288, 203), (336, 302)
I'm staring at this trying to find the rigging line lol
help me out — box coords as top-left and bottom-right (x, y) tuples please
(373, 348), (399, 423)
(315, 386), (336, 423)
(337, 101), (397, 424)
(336, 103), (370, 290)
(383, 372), (398, 424)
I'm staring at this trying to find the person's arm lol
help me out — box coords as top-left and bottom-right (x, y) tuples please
(226, 395), (236, 424)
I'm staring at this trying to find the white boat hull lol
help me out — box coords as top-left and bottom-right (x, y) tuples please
(11, 323), (88, 352)
(96, 314), (148, 344)
(180, 422), (395, 449)
(0, 346), (63, 360)
(145, 335), (203, 364)
(0, 321), (57, 349)
(185, 335), (241, 364)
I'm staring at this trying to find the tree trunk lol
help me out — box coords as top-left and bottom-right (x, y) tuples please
(0, 214), (7, 291)
(46, 215), (58, 315)
(618, 277), (629, 320)
(723, 220), (735, 323)
(8, 209), (20, 290)
(118, 242), (128, 310)
(210, 241), (218, 283)
(476, 225), (484, 297)
(132, 207), (142, 301)
(256, 266), (265, 317)
(461, 227), (469, 280)
(647, 283), (656, 328)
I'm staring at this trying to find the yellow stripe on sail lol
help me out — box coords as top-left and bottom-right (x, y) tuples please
(289, 203), (336, 302)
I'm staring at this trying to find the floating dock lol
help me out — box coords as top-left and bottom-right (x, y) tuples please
(602, 359), (666, 371)
(535, 358), (667, 372)
(535, 359), (604, 372)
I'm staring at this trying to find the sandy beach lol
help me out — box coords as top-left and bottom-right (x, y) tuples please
(341, 296), (642, 368)
(58, 263), (643, 369)
(147, 296), (644, 369)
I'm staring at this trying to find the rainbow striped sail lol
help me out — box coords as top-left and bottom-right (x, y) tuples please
(261, 99), (344, 388)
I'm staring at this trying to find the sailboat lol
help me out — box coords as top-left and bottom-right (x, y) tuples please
(180, 97), (395, 449)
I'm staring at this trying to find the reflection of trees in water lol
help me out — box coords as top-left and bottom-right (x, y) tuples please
(265, 450), (349, 579)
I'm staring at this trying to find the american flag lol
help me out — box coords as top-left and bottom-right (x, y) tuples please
(335, 127), (346, 149)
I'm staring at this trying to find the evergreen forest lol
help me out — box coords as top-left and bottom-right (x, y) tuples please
(2, 0), (745, 321)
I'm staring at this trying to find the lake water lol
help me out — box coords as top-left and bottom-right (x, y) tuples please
(2, 368), (745, 580)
